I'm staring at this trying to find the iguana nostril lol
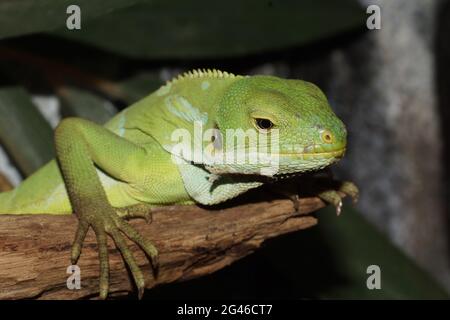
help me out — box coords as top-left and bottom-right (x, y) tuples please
(320, 130), (334, 144)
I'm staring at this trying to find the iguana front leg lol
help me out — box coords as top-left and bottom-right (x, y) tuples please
(55, 118), (158, 299)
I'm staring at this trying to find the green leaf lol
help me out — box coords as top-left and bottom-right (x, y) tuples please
(53, 0), (366, 59)
(58, 87), (118, 124)
(118, 72), (163, 104)
(0, 87), (54, 176)
(0, 0), (146, 39)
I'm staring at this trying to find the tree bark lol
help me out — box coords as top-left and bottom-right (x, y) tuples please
(0, 193), (328, 300)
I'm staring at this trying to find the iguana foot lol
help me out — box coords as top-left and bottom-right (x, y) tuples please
(71, 205), (158, 299)
(317, 180), (359, 215)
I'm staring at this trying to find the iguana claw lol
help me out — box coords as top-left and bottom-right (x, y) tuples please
(317, 180), (359, 215)
(317, 189), (343, 215)
(339, 181), (359, 204)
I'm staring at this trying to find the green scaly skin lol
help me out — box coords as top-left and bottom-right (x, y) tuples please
(0, 69), (358, 299)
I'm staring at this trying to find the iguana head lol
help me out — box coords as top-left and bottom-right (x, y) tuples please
(210, 75), (347, 176)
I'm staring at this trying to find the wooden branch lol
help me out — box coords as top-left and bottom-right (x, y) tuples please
(0, 193), (330, 300)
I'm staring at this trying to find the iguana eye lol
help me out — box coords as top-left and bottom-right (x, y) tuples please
(255, 118), (274, 130)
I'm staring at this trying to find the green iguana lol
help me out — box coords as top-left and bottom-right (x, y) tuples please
(0, 69), (358, 299)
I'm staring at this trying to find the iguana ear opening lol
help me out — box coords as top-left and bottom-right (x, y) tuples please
(211, 122), (223, 151)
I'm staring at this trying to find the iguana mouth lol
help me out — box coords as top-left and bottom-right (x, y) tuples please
(278, 148), (346, 160)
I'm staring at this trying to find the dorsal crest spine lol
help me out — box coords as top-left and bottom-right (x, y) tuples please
(165, 69), (242, 87)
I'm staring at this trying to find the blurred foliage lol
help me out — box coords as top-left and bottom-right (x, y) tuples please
(0, 0), (367, 58)
(0, 0), (447, 299)
(53, 0), (365, 59)
(0, 87), (54, 176)
(0, 0), (146, 39)
(59, 87), (118, 124)
(118, 72), (162, 104)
